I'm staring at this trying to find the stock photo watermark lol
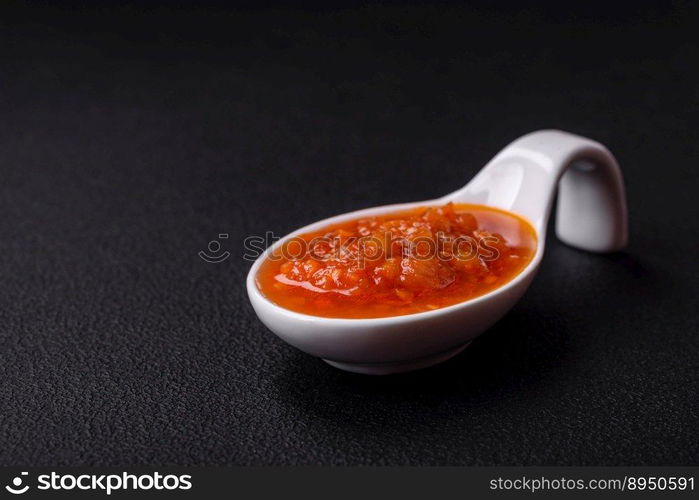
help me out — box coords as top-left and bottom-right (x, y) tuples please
(198, 233), (231, 263)
(199, 231), (501, 266)
(3, 471), (192, 496)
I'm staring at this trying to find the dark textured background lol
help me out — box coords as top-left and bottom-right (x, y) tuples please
(1, 1), (698, 466)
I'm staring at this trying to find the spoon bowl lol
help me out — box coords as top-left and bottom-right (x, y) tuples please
(247, 130), (628, 374)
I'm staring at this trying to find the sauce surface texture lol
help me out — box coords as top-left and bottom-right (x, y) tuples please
(256, 203), (537, 318)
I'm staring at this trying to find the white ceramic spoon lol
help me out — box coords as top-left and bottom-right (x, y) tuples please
(247, 130), (628, 375)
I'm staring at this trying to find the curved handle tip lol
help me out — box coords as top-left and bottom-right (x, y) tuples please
(457, 129), (629, 253)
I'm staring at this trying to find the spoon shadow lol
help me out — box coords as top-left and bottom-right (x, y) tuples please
(270, 248), (660, 428)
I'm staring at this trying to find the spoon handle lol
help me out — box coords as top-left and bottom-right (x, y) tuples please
(449, 129), (628, 252)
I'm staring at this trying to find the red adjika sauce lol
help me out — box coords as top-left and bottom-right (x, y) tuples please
(256, 203), (537, 319)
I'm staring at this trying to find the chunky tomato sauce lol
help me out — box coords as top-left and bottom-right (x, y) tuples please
(256, 203), (537, 318)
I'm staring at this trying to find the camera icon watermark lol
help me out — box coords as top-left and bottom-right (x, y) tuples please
(5, 472), (29, 495)
(199, 234), (231, 263)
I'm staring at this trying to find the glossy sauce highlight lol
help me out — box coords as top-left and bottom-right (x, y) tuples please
(256, 203), (537, 318)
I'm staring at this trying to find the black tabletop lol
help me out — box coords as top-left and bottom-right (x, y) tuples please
(1, 2), (697, 466)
